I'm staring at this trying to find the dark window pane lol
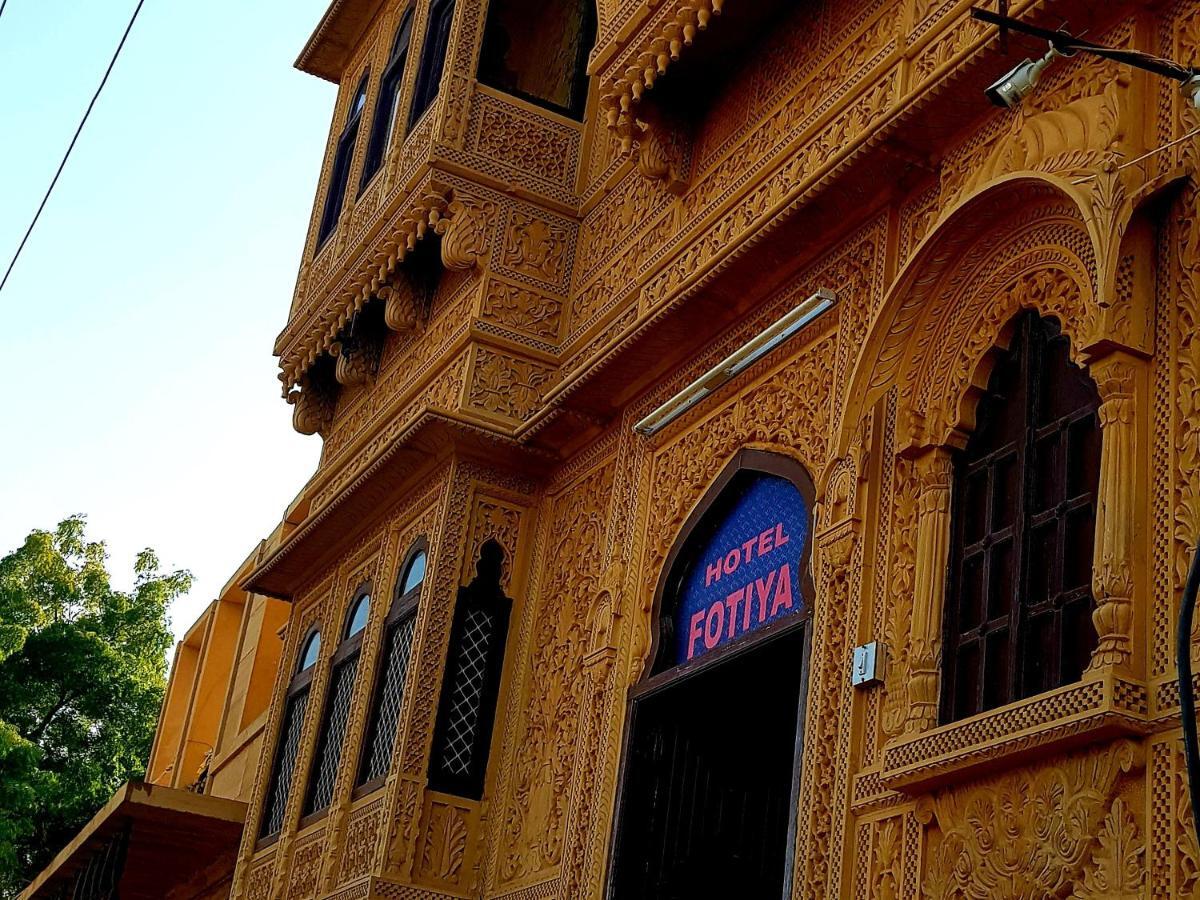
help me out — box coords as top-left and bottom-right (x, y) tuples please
(360, 13), (413, 190)
(959, 553), (985, 631)
(429, 541), (511, 798)
(983, 628), (1010, 710)
(1021, 611), (1056, 697)
(1061, 599), (1094, 684)
(962, 469), (989, 545)
(1063, 505), (1096, 591)
(953, 642), (981, 720)
(1027, 521), (1057, 606)
(992, 454), (1019, 530)
(438, 606), (496, 778)
(409, 0), (455, 131)
(318, 72), (369, 246)
(477, 0), (595, 118)
(1067, 414), (1101, 498)
(988, 538), (1015, 619)
(1033, 431), (1061, 512)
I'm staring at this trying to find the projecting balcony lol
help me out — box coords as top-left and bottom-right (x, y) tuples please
(277, 0), (594, 440)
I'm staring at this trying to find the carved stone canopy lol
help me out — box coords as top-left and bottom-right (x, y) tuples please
(837, 175), (1112, 457)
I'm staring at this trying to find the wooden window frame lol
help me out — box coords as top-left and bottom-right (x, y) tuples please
(359, 10), (415, 194)
(256, 625), (322, 847)
(299, 583), (372, 826)
(939, 311), (1102, 724)
(317, 71), (370, 248)
(354, 539), (427, 797)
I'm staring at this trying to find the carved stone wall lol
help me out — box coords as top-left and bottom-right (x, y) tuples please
(226, 1), (1200, 898)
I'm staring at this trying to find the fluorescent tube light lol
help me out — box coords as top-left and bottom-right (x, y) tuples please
(633, 288), (836, 437)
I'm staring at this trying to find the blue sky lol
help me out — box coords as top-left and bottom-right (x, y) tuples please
(0, 0), (336, 639)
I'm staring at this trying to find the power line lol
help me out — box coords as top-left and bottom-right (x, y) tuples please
(0, 0), (147, 296)
(0, 1), (8, 23)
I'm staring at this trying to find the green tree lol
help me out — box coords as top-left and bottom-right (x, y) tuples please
(0, 516), (190, 896)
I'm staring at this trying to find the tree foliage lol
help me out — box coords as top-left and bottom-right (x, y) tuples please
(0, 516), (190, 896)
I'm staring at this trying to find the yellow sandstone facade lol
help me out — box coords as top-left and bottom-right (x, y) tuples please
(35, 0), (1200, 897)
(229, 0), (1200, 897)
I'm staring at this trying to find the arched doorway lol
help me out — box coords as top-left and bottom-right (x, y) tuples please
(609, 449), (814, 899)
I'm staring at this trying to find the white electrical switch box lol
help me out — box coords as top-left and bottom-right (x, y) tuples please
(851, 641), (884, 688)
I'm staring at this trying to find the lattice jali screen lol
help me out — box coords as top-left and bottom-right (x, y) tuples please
(261, 690), (310, 837)
(361, 615), (418, 783)
(306, 657), (360, 815)
(440, 606), (496, 777)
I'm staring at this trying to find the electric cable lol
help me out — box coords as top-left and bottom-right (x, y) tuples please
(0, 0), (147, 296)
(1177, 538), (1200, 847)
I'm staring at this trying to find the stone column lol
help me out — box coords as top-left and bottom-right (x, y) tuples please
(1088, 354), (1138, 672)
(905, 447), (954, 734)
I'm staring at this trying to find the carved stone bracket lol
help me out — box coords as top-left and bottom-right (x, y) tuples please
(633, 113), (689, 194)
(1088, 352), (1139, 673)
(380, 280), (421, 335)
(331, 313), (386, 388)
(904, 446), (954, 735)
(288, 368), (338, 436)
(434, 198), (496, 271)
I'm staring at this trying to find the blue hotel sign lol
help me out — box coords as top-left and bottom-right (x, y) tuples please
(674, 474), (810, 665)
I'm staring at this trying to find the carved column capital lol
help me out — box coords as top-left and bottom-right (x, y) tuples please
(915, 446), (954, 501)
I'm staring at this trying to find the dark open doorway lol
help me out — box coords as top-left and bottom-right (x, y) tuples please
(610, 624), (807, 899)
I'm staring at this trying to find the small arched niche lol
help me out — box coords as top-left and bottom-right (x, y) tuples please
(477, 0), (595, 119)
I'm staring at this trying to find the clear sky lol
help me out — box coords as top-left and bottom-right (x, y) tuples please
(0, 0), (337, 640)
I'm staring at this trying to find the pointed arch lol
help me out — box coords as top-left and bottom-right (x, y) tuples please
(645, 448), (816, 677)
(838, 174), (1105, 458)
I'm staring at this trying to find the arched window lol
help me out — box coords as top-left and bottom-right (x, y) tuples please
(317, 71), (369, 247)
(357, 542), (427, 789)
(407, 0), (455, 133)
(302, 586), (371, 817)
(360, 10), (414, 191)
(942, 310), (1102, 723)
(428, 540), (511, 798)
(611, 450), (814, 898)
(477, 0), (595, 119)
(259, 627), (321, 839)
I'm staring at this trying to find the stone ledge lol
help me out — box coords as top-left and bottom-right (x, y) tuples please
(879, 671), (1149, 793)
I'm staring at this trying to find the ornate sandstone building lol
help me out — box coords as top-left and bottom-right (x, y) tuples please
(24, 0), (1200, 897)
